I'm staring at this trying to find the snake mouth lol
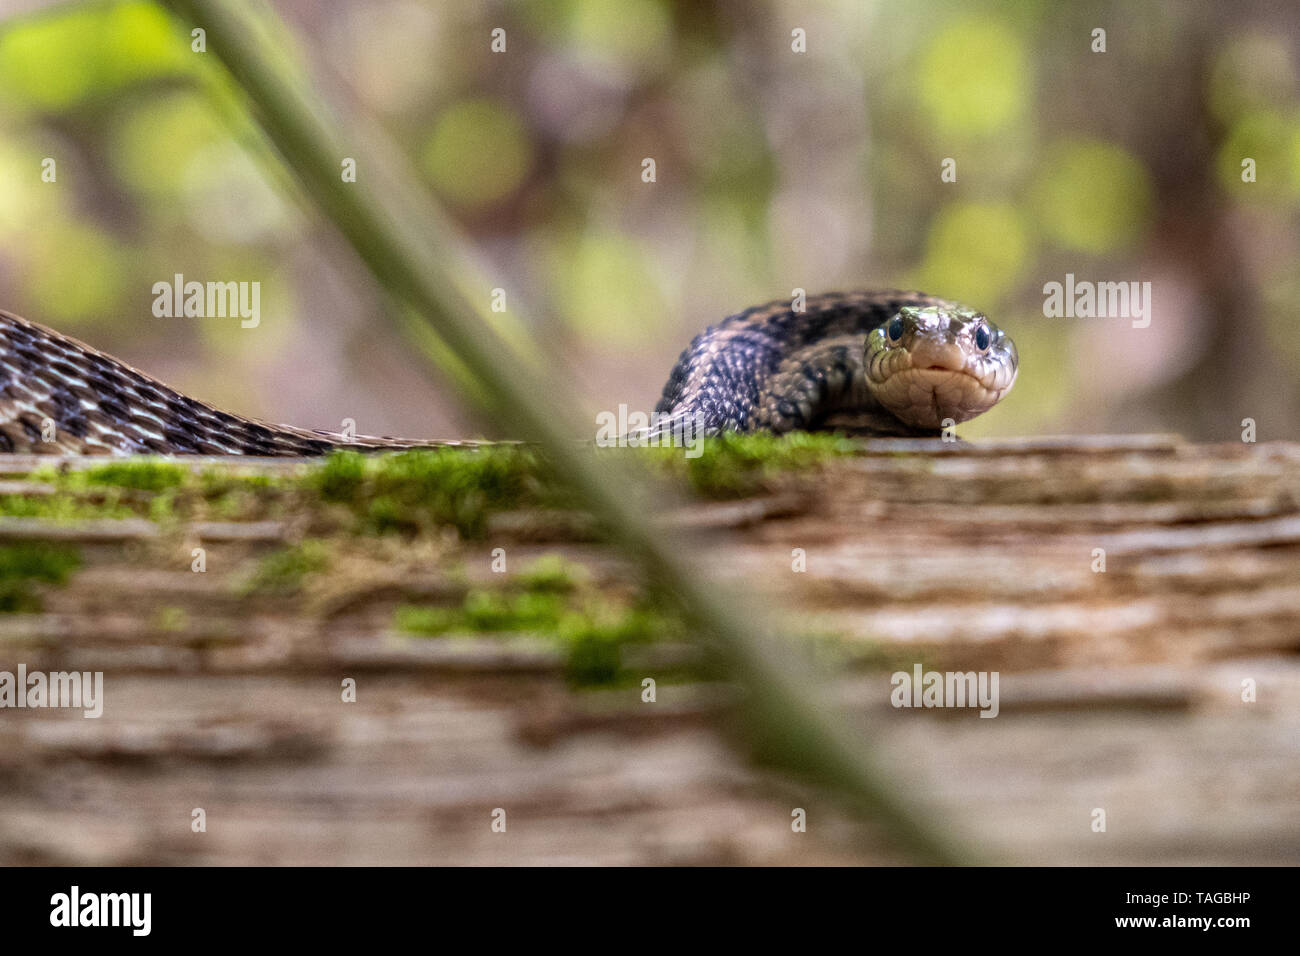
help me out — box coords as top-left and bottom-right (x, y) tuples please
(868, 365), (1007, 429)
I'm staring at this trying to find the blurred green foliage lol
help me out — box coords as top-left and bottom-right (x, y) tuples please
(0, 0), (1295, 439)
(917, 17), (1029, 141)
(1030, 139), (1153, 254)
(423, 98), (533, 207)
(915, 201), (1028, 306)
(0, 2), (186, 110)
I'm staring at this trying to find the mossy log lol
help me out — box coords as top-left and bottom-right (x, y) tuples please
(0, 435), (1296, 865)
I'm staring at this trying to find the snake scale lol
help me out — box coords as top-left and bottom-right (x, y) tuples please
(0, 291), (1016, 455)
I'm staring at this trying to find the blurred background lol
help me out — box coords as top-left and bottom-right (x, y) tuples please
(0, 0), (1297, 442)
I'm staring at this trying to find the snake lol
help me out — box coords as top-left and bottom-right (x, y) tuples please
(655, 290), (1016, 438)
(0, 291), (1016, 455)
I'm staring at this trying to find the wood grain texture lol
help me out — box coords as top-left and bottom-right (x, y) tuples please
(0, 436), (1296, 865)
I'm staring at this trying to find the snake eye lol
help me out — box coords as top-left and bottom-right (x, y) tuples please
(887, 316), (905, 342)
(974, 324), (991, 351)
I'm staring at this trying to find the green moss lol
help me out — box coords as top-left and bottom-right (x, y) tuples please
(392, 604), (459, 635)
(0, 543), (81, 612)
(27, 466), (62, 484)
(0, 434), (855, 540)
(307, 446), (567, 538)
(557, 604), (672, 686)
(1, 460), (196, 524)
(3, 463), (299, 526)
(394, 552), (683, 685)
(0, 492), (134, 521)
(207, 488), (251, 520)
(76, 460), (189, 492)
(0, 448), (567, 536)
(306, 434), (853, 535)
(238, 540), (330, 597)
(309, 451), (366, 501)
(147, 487), (182, 524)
(197, 471), (293, 522)
(517, 554), (586, 593)
(197, 470), (281, 495)
(562, 621), (624, 685)
(651, 431), (857, 498)
(395, 589), (566, 635)
(466, 589), (566, 630)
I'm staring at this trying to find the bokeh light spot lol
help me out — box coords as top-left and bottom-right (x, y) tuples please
(552, 231), (668, 344)
(916, 201), (1027, 306)
(1216, 110), (1300, 204)
(422, 99), (533, 207)
(917, 17), (1028, 141)
(1031, 139), (1153, 254)
(24, 224), (132, 324)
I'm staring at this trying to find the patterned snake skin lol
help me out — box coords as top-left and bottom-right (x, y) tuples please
(655, 290), (1017, 437)
(0, 291), (1016, 455)
(0, 310), (482, 455)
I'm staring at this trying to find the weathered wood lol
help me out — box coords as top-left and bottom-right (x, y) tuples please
(0, 436), (1296, 865)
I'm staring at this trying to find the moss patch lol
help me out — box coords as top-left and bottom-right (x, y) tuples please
(0, 492), (135, 521)
(0, 543), (82, 612)
(238, 540), (331, 597)
(306, 446), (569, 538)
(76, 461), (189, 492)
(643, 431), (857, 498)
(394, 553), (683, 686)
(516, 553), (587, 593)
(1, 433), (858, 537)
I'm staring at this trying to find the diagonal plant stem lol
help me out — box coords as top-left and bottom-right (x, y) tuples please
(160, 0), (973, 864)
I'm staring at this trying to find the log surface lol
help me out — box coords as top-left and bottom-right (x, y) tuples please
(0, 437), (1296, 865)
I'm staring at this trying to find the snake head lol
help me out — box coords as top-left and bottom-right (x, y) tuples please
(864, 304), (1017, 429)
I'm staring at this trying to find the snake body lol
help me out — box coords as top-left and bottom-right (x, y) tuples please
(0, 291), (1016, 455)
(655, 290), (1017, 437)
(0, 309), (473, 455)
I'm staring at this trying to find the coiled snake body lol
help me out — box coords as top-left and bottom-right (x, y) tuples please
(0, 291), (1016, 455)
